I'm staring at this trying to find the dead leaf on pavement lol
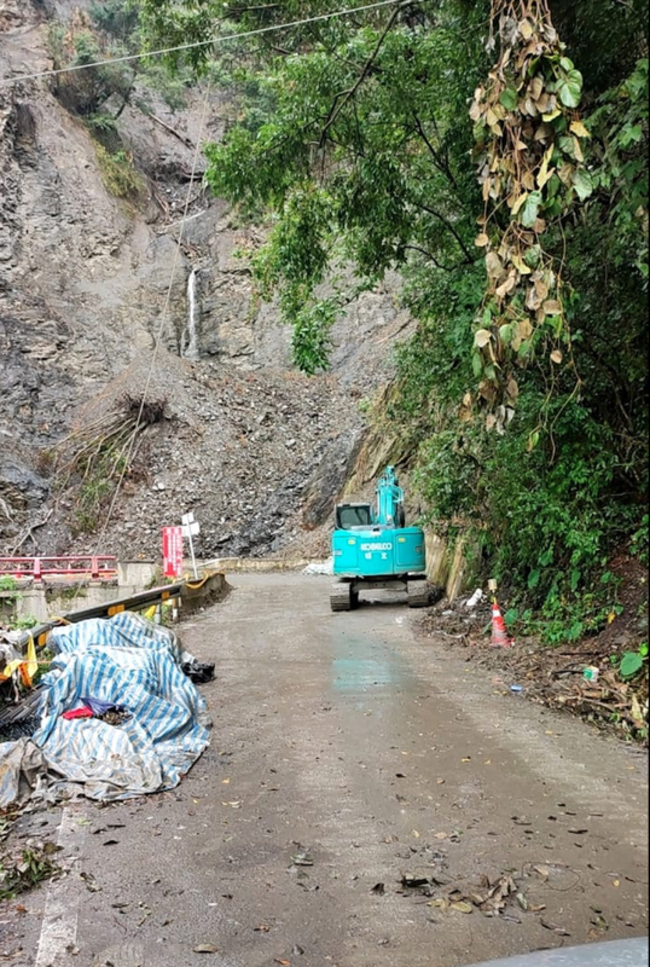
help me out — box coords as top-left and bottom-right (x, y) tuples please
(193, 943), (219, 953)
(541, 918), (571, 936)
(450, 900), (473, 914)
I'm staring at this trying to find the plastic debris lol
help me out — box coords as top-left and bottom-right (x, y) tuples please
(465, 588), (484, 608)
(0, 635), (38, 688)
(181, 659), (215, 684)
(291, 850), (314, 867)
(302, 558), (333, 575)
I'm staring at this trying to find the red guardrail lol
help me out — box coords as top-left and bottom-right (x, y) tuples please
(0, 556), (118, 581)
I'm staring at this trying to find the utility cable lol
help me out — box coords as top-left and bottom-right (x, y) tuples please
(0, 0), (421, 87)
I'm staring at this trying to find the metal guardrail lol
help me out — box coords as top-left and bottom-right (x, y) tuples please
(9, 570), (227, 655)
(25, 581), (186, 650)
(0, 555), (118, 581)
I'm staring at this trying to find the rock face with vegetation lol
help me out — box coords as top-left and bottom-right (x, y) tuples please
(0, 0), (410, 560)
(0, 0), (648, 667)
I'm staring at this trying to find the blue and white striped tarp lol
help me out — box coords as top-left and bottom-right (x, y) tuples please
(31, 613), (211, 800)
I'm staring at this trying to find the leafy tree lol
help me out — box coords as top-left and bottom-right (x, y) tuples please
(90, 0), (140, 43)
(142, 0), (488, 370)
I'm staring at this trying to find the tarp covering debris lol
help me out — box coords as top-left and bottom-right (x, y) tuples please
(0, 613), (211, 807)
(0, 736), (52, 809)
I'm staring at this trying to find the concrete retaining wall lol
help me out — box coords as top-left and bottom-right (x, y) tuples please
(424, 530), (472, 601)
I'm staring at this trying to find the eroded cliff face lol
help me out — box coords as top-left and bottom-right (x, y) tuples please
(0, 2), (413, 561)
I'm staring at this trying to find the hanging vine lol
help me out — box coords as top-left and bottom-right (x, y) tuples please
(469, 0), (592, 438)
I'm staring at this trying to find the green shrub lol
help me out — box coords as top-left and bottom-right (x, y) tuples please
(96, 145), (143, 198)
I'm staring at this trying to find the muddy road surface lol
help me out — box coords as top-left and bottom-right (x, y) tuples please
(4, 573), (648, 967)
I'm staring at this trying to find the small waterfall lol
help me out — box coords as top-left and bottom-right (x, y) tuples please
(182, 267), (200, 361)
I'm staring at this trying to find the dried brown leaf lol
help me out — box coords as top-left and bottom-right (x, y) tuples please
(519, 19), (533, 40)
(570, 119), (590, 138)
(511, 192), (529, 215)
(506, 377), (519, 400)
(485, 251), (503, 278)
(450, 900), (474, 914)
(543, 299), (562, 315)
(496, 274), (516, 298)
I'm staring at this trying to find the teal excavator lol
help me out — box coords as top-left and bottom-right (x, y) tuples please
(330, 466), (428, 611)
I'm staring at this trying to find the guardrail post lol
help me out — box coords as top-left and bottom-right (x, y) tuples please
(34, 558), (42, 582)
(91, 557), (99, 579)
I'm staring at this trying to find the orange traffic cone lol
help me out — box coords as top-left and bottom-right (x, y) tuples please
(491, 600), (514, 648)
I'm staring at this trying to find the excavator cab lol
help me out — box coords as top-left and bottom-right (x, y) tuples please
(335, 503), (373, 529)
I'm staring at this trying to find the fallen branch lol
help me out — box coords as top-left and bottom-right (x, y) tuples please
(146, 111), (194, 149)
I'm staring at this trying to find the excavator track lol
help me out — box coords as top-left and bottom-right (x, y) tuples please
(330, 582), (352, 612)
(406, 579), (429, 608)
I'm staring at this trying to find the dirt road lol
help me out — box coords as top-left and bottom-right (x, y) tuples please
(4, 573), (648, 967)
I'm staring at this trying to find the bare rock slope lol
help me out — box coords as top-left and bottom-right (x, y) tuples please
(0, 2), (412, 562)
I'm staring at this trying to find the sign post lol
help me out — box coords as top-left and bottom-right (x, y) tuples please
(181, 512), (200, 579)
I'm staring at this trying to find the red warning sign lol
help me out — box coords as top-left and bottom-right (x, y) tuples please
(162, 526), (183, 578)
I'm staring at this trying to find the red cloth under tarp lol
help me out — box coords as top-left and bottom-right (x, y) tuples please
(62, 706), (93, 720)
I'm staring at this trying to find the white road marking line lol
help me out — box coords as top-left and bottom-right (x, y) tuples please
(35, 806), (87, 967)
